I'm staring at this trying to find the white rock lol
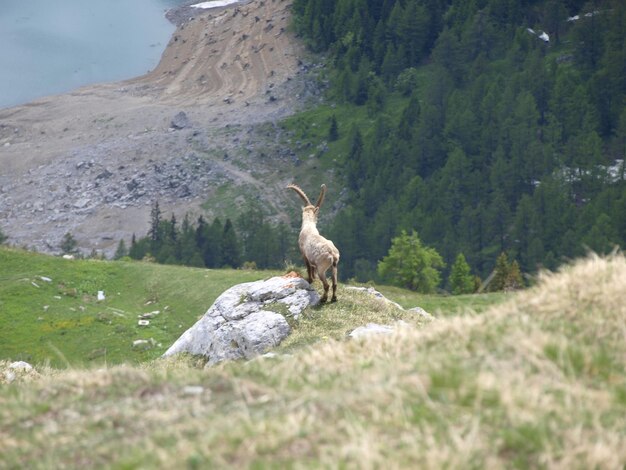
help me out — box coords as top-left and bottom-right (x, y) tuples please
(349, 323), (395, 339)
(138, 320), (150, 326)
(97, 291), (105, 301)
(9, 361), (33, 371)
(183, 385), (205, 396)
(163, 276), (319, 365)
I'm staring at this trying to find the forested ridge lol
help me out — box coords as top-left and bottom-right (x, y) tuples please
(291, 0), (626, 282)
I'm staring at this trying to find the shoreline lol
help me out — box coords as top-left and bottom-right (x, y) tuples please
(0, 1), (202, 111)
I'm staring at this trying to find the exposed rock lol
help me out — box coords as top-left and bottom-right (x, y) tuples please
(1, 361), (38, 384)
(346, 286), (434, 337)
(170, 111), (190, 130)
(163, 275), (319, 366)
(349, 321), (411, 340)
(9, 361), (33, 371)
(409, 306), (434, 320)
(349, 323), (395, 339)
(345, 286), (404, 310)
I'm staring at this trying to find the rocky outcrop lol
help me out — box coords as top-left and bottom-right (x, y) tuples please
(163, 275), (319, 366)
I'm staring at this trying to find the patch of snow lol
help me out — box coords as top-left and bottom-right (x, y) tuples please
(97, 291), (105, 301)
(191, 0), (239, 9)
(539, 32), (549, 42)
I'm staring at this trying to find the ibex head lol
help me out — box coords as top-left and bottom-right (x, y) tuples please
(287, 184), (326, 216)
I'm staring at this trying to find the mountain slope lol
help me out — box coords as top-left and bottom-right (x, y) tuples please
(0, 0), (319, 256)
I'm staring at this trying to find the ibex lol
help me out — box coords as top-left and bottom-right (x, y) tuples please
(287, 183), (340, 302)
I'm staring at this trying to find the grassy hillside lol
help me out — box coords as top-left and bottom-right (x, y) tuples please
(1, 251), (625, 467)
(1, 247), (502, 367)
(0, 247), (283, 367)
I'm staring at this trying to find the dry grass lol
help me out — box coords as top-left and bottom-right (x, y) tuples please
(1, 254), (626, 469)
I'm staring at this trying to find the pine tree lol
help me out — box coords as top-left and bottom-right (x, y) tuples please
(0, 226), (7, 245)
(114, 239), (128, 260)
(149, 201), (163, 258)
(505, 260), (524, 290)
(449, 253), (474, 295)
(221, 219), (241, 268)
(60, 232), (78, 255)
(489, 252), (510, 292)
(328, 114), (339, 141)
(179, 214), (203, 267)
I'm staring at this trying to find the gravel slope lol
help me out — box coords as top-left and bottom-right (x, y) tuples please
(0, 0), (322, 255)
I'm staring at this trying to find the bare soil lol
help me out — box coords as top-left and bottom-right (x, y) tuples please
(0, 0), (322, 255)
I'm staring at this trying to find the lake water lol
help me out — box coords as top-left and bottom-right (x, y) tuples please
(0, 0), (190, 109)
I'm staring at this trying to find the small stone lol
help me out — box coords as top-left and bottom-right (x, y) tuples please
(9, 361), (33, 371)
(170, 111), (190, 130)
(182, 385), (205, 396)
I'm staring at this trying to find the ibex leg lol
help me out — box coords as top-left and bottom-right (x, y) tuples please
(331, 261), (338, 302)
(303, 257), (314, 284)
(318, 270), (330, 303)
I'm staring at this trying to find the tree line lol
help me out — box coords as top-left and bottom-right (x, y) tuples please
(116, 202), (298, 270)
(293, 0), (626, 281)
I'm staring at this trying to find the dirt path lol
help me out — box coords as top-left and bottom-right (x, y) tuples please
(0, 0), (318, 255)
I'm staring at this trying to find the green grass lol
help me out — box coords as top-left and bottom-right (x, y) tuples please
(376, 284), (510, 316)
(0, 247), (506, 368)
(0, 247), (280, 367)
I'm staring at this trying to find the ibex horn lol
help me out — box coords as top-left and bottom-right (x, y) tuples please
(287, 184), (312, 206)
(315, 184), (326, 209)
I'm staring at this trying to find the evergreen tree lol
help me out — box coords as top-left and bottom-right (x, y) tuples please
(505, 260), (524, 290)
(114, 239), (128, 260)
(328, 114), (339, 141)
(0, 226), (7, 245)
(60, 232), (78, 255)
(221, 219), (241, 268)
(489, 252), (510, 292)
(449, 253), (475, 295)
(204, 218), (224, 268)
(148, 200), (163, 258)
(179, 214), (204, 267)
(583, 213), (619, 254)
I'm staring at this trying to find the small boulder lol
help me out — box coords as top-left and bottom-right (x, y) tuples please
(163, 276), (319, 366)
(170, 111), (190, 130)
